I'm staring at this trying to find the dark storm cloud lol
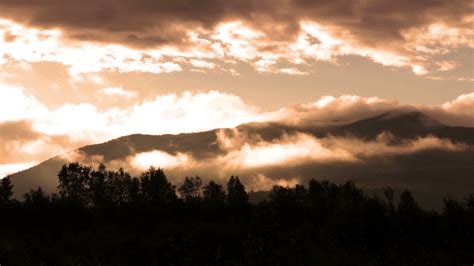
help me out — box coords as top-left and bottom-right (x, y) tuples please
(0, 0), (471, 48)
(0, 0), (258, 47)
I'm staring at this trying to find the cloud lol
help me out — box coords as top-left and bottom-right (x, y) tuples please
(217, 132), (355, 169)
(275, 93), (474, 127)
(215, 130), (469, 168)
(100, 86), (138, 98)
(1, 7), (472, 76)
(1, 83), (473, 177)
(274, 94), (398, 126)
(325, 133), (468, 157)
(0, 84), (48, 122)
(0, 108), (78, 169)
(421, 93), (474, 127)
(1, 85), (267, 141)
(189, 59), (216, 69)
(0, 85), (268, 174)
(436, 61), (459, 72)
(0, 162), (37, 178)
(0, 19), (183, 76)
(244, 174), (301, 191)
(0, 119), (82, 172)
(130, 151), (194, 171)
(8, 135), (473, 208)
(2, 86), (473, 148)
(3, 1), (474, 75)
(0, 120), (40, 142)
(101, 128), (471, 193)
(58, 150), (105, 169)
(1, 0), (471, 47)
(442, 93), (474, 116)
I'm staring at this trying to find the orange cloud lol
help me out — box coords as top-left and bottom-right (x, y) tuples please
(1, 18), (471, 76)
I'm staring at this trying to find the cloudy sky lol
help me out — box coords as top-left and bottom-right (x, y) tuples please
(0, 0), (473, 177)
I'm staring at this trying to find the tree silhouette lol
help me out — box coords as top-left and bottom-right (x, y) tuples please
(465, 194), (474, 213)
(308, 179), (324, 207)
(269, 184), (308, 224)
(202, 181), (226, 204)
(226, 176), (248, 206)
(178, 176), (202, 202)
(128, 176), (141, 203)
(338, 181), (364, 211)
(57, 162), (92, 206)
(139, 167), (177, 206)
(397, 189), (421, 215)
(383, 186), (395, 215)
(23, 187), (50, 208)
(443, 195), (466, 222)
(89, 163), (108, 207)
(0, 176), (13, 204)
(269, 184), (308, 205)
(107, 168), (135, 206)
(308, 179), (342, 218)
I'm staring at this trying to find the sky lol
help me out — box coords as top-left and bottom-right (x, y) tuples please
(0, 0), (473, 177)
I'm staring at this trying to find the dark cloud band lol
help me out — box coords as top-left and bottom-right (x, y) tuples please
(0, 0), (472, 48)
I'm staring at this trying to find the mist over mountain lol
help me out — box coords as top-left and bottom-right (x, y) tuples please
(7, 110), (474, 208)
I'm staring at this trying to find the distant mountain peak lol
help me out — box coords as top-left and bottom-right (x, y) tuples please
(336, 110), (448, 140)
(364, 110), (444, 128)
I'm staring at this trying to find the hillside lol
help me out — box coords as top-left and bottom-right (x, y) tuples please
(7, 111), (474, 208)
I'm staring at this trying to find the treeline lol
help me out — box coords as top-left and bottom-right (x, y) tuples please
(0, 163), (250, 208)
(0, 163), (473, 265)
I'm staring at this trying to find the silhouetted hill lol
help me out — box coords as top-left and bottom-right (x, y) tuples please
(7, 110), (474, 207)
(338, 111), (473, 142)
(80, 130), (222, 162)
(236, 111), (474, 143)
(342, 111), (442, 137)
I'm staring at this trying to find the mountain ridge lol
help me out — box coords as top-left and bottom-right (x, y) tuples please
(6, 110), (474, 207)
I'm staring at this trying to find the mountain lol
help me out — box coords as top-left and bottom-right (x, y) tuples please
(7, 111), (474, 208)
(337, 111), (473, 142)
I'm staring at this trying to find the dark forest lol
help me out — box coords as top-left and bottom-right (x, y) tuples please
(0, 163), (473, 265)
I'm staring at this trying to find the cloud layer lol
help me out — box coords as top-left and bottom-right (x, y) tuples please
(1, 82), (473, 177)
(274, 93), (474, 127)
(0, 86), (267, 176)
(1, 0), (473, 76)
(1, 0), (471, 47)
(113, 130), (471, 192)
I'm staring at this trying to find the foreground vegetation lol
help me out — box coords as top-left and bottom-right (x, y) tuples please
(0, 163), (473, 265)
